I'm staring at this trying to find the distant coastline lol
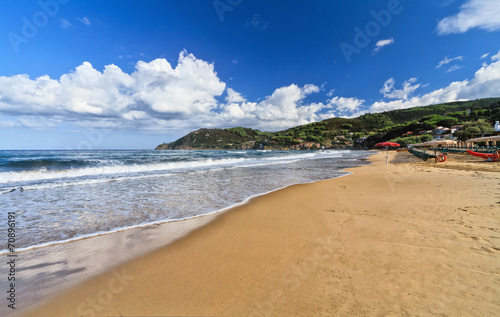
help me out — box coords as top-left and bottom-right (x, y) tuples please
(155, 98), (500, 151)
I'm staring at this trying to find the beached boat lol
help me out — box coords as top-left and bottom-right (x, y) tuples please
(466, 150), (499, 162)
(408, 149), (436, 161)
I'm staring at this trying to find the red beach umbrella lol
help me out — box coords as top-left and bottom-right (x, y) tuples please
(374, 142), (400, 165)
(375, 142), (400, 147)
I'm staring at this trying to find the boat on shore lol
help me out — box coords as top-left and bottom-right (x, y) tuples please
(466, 150), (499, 162)
(408, 149), (436, 161)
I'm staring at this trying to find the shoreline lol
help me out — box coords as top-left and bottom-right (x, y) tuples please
(2, 149), (368, 255)
(21, 151), (500, 316)
(0, 154), (373, 256)
(6, 153), (371, 315)
(3, 211), (220, 317)
(2, 166), (360, 256)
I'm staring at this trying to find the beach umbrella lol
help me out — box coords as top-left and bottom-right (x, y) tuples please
(375, 142), (400, 147)
(375, 142), (400, 165)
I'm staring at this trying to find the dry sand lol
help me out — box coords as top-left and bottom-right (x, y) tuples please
(23, 150), (500, 316)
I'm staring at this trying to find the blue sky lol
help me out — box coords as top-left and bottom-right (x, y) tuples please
(1, 0), (499, 149)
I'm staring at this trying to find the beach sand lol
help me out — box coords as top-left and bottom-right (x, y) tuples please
(23, 150), (500, 316)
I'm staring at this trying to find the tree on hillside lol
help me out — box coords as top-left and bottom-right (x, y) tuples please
(436, 116), (458, 127)
(419, 134), (433, 142)
(359, 113), (394, 130)
(454, 119), (493, 141)
(420, 114), (444, 128)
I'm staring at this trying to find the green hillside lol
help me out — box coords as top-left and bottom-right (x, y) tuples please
(156, 127), (265, 150)
(155, 98), (500, 150)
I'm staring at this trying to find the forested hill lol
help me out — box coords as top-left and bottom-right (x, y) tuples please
(155, 98), (500, 150)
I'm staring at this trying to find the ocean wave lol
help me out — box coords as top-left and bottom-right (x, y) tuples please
(0, 152), (340, 185)
(0, 158), (245, 184)
(0, 170), (356, 255)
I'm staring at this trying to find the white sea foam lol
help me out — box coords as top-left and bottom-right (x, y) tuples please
(1, 149), (372, 252)
(0, 171), (356, 255)
(0, 151), (341, 185)
(0, 157), (248, 184)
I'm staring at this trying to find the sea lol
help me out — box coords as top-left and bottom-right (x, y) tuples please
(0, 149), (371, 253)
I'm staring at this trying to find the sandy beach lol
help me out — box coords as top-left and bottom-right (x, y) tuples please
(23, 150), (500, 316)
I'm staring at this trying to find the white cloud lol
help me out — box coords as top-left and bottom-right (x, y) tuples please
(246, 84), (322, 128)
(436, 56), (463, 68)
(225, 88), (246, 103)
(60, 19), (71, 28)
(206, 84), (328, 130)
(0, 120), (18, 128)
(327, 97), (365, 113)
(437, 0), (500, 35)
(373, 38), (394, 53)
(380, 78), (395, 96)
(0, 51), (225, 130)
(380, 77), (420, 100)
(1, 50), (500, 136)
(0, 52), (328, 132)
(370, 59), (500, 113)
(446, 65), (462, 73)
(480, 53), (490, 59)
(123, 110), (148, 120)
(77, 16), (91, 26)
(18, 116), (61, 129)
(302, 84), (320, 95)
(132, 52), (225, 115)
(492, 49), (500, 61)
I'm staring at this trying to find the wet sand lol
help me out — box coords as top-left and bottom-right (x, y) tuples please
(4, 212), (219, 316)
(23, 150), (500, 316)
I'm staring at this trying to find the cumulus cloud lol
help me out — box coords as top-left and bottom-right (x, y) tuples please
(218, 84), (326, 130)
(380, 77), (420, 100)
(225, 88), (246, 103)
(327, 97), (364, 113)
(492, 49), (500, 61)
(0, 51), (225, 130)
(0, 52), (330, 132)
(436, 56), (463, 68)
(2, 50), (500, 136)
(370, 59), (500, 113)
(373, 38), (394, 53)
(480, 53), (490, 59)
(132, 55), (225, 115)
(437, 0), (500, 35)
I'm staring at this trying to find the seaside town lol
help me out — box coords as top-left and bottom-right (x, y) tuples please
(157, 98), (500, 153)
